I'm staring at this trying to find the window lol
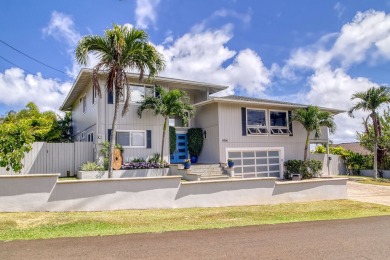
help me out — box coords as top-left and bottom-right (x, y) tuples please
(119, 85), (154, 103)
(131, 131), (146, 147)
(116, 132), (130, 147)
(269, 111), (290, 135)
(81, 131), (85, 140)
(87, 132), (94, 142)
(247, 109), (268, 135)
(116, 130), (146, 148)
(92, 86), (97, 105)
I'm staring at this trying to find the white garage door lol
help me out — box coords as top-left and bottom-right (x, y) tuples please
(227, 148), (283, 178)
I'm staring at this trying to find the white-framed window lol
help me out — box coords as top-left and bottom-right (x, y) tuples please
(118, 85), (154, 104)
(80, 95), (87, 113)
(87, 132), (94, 142)
(269, 110), (291, 135)
(92, 86), (97, 105)
(247, 109), (268, 135)
(81, 131), (85, 140)
(116, 130), (146, 148)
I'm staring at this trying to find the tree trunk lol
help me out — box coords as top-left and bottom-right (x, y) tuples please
(304, 131), (310, 161)
(108, 87), (120, 178)
(372, 113), (379, 179)
(160, 116), (168, 164)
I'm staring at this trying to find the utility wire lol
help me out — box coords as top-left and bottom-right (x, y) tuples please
(0, 55), (35, 75)
(0, 39), (73, 77)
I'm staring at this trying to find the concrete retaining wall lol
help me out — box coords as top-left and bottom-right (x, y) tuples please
(360, 170), (390, 178)
(77, 168), (170, 179)
(0, 175), (348, 212)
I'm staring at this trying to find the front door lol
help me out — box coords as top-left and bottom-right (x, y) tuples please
(170, 134), (188, 163)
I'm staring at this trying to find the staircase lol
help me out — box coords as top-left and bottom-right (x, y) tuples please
(190, 164), (229, 181)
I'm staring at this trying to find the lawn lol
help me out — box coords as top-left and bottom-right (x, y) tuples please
(1, 200), (389, 241)
(357, 178), (390, 186)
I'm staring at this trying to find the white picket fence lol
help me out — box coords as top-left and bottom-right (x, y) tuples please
(0, 142), (94, 177)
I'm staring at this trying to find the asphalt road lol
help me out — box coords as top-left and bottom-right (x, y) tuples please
(1, 215), (390, 260)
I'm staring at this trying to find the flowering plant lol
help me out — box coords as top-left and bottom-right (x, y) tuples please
(121, 162), (169, 170)
(184, 159), (191, 163)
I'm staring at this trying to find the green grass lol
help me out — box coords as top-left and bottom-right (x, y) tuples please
(0, 200), (389, 241)
(357, 178), (390, 186)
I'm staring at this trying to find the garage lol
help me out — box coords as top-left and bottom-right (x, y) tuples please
(227, 148), (284, 178)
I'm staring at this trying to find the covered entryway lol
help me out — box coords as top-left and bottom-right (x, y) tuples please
(170, 133), (188, 163)
(227, 147), (284, 178)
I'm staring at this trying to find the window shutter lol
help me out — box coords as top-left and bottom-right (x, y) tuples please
(241, 107), (247, 136)
(107, 129), (112, 142)
(146, 130), (152, 148)
(288, 111), (293, 136)
(107, 90), (113, 104)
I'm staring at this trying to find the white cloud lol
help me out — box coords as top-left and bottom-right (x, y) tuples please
(135, 0), (160, 29)
(156, 25), (271, 96)
(305, 67), (378, 143)
(0, 68), (71, 113)
(42, 11), (81, 46)
(334, 2), (345, 19)
(279, 10), (390, 143)
(286, 10), (390, 72)
(192, 8), (252, 32)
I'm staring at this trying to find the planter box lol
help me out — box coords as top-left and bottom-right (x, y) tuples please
(77, 168), (170, 179)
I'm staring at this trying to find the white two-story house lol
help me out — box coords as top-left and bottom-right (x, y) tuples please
(60, 69), (343, 178)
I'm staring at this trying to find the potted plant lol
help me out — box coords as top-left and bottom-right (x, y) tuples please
(187, 128), (204, 163)
(183, 159), (191, 169)
(227, 159), (234, 168)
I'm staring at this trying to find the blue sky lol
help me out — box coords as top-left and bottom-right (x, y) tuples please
(1, 0), (390, 142)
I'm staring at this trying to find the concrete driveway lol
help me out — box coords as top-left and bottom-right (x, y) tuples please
(348, 180), (390, 206)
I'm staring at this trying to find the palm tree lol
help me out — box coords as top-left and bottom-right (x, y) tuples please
(349, 86), (390, 179)
(137, 85), (195, 164)
(75, 24), (165, 177)
(292, 106), (336, 161)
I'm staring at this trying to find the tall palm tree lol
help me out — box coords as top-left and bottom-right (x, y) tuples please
(292, 106), (336, 161)
(75, 24), (165, 177)
(349, 86), (390, 179)
(137, 85), (195, 164)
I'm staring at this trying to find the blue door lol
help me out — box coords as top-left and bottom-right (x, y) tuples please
(170, 134), (188, 163)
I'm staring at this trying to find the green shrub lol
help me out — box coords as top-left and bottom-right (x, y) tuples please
(169, 126), (176, 155)
(80, 161), (104, 171)
(284, 159), (323, 179)
(305, 159), (323, 178)
(147, 153), (161, 163)
(132, 157), (145, 163)
(187, 128), (204, 156)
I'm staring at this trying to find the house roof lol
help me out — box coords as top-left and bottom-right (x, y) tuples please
(332, 142), (371, 155)
(195, 95), (345, 114)
(60, 69), (229, 111)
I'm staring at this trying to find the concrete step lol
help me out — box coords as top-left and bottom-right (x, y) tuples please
(190, 164), (221, 169)
(200, 175), (230, 181)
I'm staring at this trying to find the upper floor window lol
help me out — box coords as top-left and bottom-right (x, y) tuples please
(247, 109), (268, 135)
(269, 111), (290, 135)
(92, 86), (97, 105)
(119, 85), (154, 104)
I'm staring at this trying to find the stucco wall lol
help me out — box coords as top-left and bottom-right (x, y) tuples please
(0, 175), (347, 212)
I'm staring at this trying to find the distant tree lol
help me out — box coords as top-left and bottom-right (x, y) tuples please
(349, 86), (390, 179)
(292, 106), (336, 161)
(137, 85), (195, 164)
(0, 102), (71, 172)
(75, 24), (165, 178)
(357, 107), (390, 172)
